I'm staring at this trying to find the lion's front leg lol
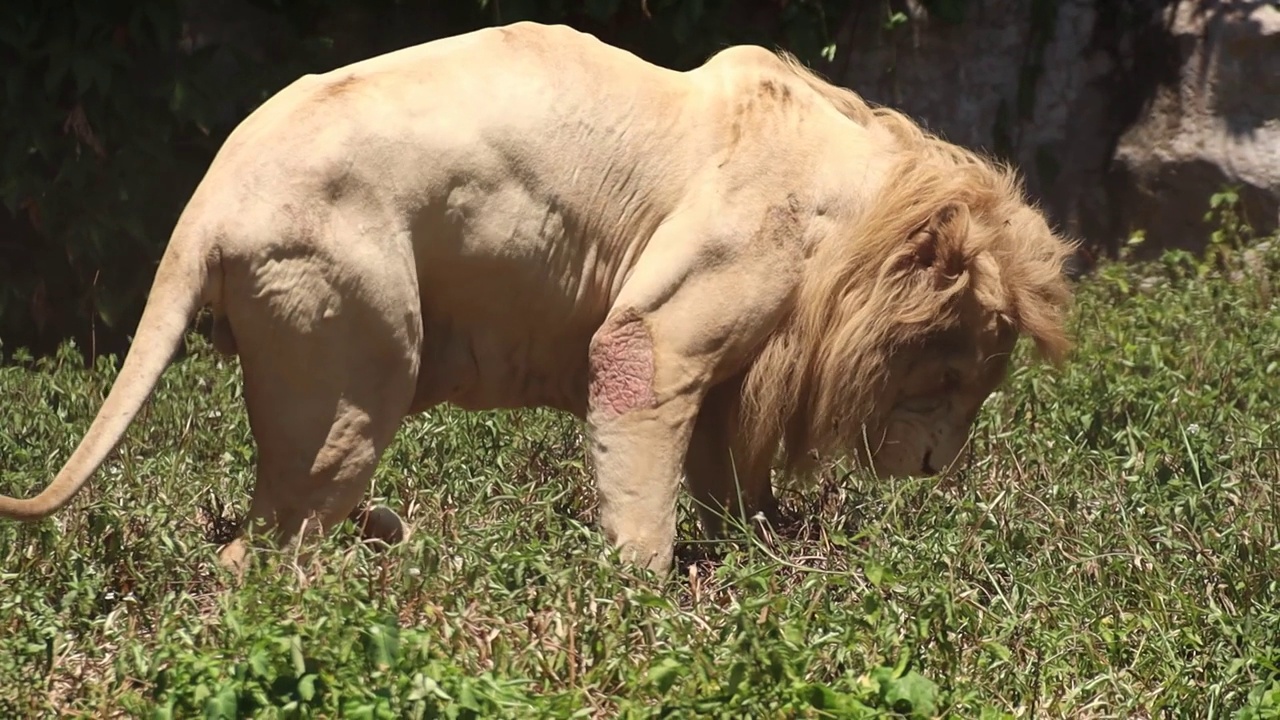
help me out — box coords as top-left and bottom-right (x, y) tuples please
(684, 377), (777, 542)
(582, 203), (799, 575)
(586, 311), (704, 575)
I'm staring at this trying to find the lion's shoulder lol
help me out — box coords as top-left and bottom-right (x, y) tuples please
(691, 45), (807, 98)
(698, 44), (791, 72)
(687, 45), (865, 140)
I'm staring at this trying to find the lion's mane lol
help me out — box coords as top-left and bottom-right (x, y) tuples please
(736, 53), (1077, 478)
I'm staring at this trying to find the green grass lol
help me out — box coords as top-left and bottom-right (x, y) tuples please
(2, 236), (1280, 719)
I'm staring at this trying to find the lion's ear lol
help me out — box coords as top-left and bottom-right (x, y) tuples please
(900, 203), (970, 281)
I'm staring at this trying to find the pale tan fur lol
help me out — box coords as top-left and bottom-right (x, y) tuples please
(0, 23), (1076, 577)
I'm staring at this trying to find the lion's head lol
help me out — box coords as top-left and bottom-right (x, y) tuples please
(738, 57), (1077, 481)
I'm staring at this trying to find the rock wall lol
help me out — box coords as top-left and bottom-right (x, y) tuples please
(824, 0), (1280, 264)
(1111, 1), (1280, 253)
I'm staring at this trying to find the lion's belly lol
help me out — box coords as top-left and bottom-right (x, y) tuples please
(406, 161), (648, 416)
(411, 239), (608, 414)
(412, 312), (597, 416)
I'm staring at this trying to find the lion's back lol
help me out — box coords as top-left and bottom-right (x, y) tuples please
(211, 21), (686, 194)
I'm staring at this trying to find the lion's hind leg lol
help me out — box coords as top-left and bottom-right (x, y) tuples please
(215, 244), (420, 573)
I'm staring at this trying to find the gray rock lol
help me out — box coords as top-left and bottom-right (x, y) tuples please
(819, 0), (1280, 266)
(1112, 1), (1280, 252)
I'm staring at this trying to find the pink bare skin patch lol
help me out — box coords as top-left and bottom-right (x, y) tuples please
(589, 315), (657, 417)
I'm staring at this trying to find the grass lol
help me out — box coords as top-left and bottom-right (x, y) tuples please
(2, 232), (1280, 718)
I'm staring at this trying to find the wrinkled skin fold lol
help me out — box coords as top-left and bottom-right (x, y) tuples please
(0, 22), (1076, 576)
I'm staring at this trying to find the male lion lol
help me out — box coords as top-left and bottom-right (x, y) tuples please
(0, 22), (1075, 575)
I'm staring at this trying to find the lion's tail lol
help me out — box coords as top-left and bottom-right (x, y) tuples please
(0, 231), (212, 521)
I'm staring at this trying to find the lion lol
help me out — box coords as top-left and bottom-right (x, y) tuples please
(0, 22), (1075, 576)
